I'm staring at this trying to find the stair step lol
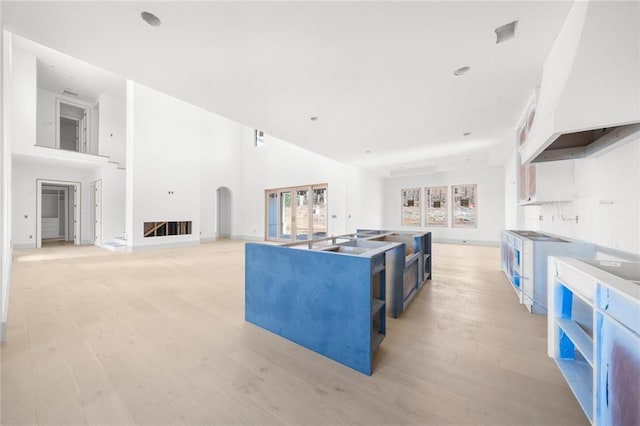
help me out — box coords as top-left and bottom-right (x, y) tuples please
(103, 241), (126, 252)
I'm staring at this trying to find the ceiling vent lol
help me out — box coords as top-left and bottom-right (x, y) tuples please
(62, 89), (78, 98)
(495, 20), (518, 44)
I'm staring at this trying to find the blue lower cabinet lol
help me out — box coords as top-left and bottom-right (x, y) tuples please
(549, 257), (640, 425)
(596, 285), (640, 426)
(357, 229), (432, 317)
(245, 240), (398, 375)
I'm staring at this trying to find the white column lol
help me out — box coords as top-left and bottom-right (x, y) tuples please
(124, 80), (135, 249)
(1, 26), (13, 342)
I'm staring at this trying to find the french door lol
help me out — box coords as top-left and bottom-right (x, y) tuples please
(265, 184), (327, 242)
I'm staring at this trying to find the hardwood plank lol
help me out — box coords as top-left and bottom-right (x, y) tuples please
(1, 240), (589, 425)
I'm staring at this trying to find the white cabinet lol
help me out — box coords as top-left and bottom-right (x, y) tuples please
(515, 90), (576, 206)
(518, 160), (576, 205)
(548, 257), (640, 425)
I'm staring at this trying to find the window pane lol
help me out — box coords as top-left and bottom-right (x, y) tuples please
(267, 192), (278, 239)
(312, 187), (327, 238)
(295, 189), (309, 241)
(280, 191), (291, 240)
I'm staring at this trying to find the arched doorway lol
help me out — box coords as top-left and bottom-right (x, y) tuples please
(216, 186), (231, 239)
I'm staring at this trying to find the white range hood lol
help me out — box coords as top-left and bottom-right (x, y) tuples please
(521, 0), (640, 164)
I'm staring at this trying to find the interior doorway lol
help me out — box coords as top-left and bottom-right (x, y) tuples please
(36, 179), (81, 248)
(56, 99), (89, 153)
(217, 186), (231, 239)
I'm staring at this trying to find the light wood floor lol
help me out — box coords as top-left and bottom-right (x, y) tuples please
(1, 240), (588, 425)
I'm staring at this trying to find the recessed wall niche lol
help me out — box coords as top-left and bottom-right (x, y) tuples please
(144, 221), (192, 238)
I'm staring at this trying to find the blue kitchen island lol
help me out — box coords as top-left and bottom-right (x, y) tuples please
(245, 236), (402, 375)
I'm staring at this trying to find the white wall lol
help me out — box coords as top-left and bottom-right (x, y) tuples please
(126, 82), (201, 248)
(36, 87), (55, 148)
(345, 165), (384, 232)
(237, 132), (350, 240)
(11, 160), (94, 248)
(504, 149), (519, 230)
(519, 137), (640, 255)
(383, 166), (505, 245)
(8, 41), (36, 156)
(197, 104), (384, 242)
(94, 165), (125, 245)
(199, 111), (243, 241)
(97, 92), (126, 167)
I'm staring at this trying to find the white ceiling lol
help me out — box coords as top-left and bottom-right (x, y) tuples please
(2, 1), (573, 175)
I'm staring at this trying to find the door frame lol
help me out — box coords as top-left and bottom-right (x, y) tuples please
(36, 179), (81, 248)
(90, 179), (102, 247)
(264, 183), (328, 242)
(55, 98), (90, 153)
(40, 185), (68, 240)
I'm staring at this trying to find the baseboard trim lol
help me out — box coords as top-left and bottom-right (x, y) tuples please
(433, 238), (499, 247)
(129, 240), (201, 252)
(13, 243), (36, 250)
(231, 235), (264, 242)
(200, 237), (217, 243)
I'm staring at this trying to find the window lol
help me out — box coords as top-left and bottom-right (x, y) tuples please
(255, 129), (265, 147)
(452, 184), (477, 228)
(425, 186), (448, 227)
(265, 184), (327, 241)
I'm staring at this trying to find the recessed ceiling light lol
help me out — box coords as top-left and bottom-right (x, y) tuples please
(495, 20), (518, 44)
(310, 116), (318, 121)
(453, 66), (471, 76)
(365, 150), (371, 154)
(463, 132), (472, 136)
(141, 11), (162, 27)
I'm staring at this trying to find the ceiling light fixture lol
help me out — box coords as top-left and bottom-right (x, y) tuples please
(453, 66), (471, 76)
(141, 11), (162, 27)
(495, 20), (518, 44)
